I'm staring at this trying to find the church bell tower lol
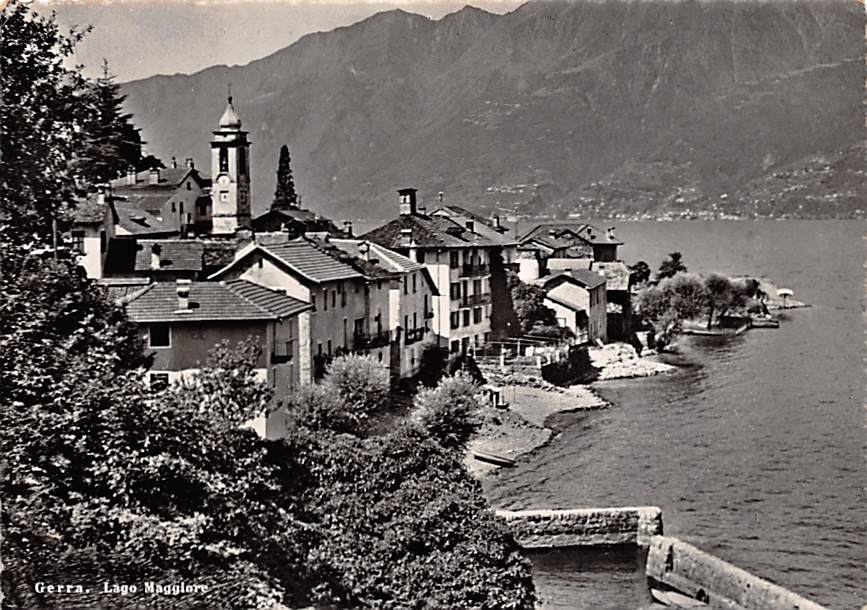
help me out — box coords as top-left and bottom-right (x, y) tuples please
(210, 96), (251, 234)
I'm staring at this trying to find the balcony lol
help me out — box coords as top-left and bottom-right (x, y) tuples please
(462, 293), (491, 307)
(270, 340), (294, 364)
(460, 263), (488, 277)
(404, 326), (429, 345)
(353, 331), (391, 350)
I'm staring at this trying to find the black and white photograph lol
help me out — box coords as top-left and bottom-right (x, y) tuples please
(1, 0), (864, 607)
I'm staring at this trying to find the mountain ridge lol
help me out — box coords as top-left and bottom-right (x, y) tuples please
(121, 0), (864, 220)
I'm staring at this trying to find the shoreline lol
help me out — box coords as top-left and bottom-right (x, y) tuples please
(467, 343), (675, 479)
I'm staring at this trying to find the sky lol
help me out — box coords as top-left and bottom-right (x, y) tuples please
(41, 0), (525, 82)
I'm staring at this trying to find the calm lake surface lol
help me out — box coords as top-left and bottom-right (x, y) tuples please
(483, 220), (866, 609)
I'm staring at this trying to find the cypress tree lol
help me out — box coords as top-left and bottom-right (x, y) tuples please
(273, 144), (299, 209)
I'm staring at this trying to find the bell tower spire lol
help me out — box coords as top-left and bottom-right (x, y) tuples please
(210, 93), (251, 234)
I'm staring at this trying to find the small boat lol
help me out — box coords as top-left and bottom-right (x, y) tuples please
(472, 451), (516, 467)
(750, 316), (780, 329)
(650, 588), (708, 608)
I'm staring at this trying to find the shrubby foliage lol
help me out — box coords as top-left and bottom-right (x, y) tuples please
(507, 270), (559, 334)
(2, 257), (534, 608)
(657, 251), (688, 280)
(413, 371), (483, 451)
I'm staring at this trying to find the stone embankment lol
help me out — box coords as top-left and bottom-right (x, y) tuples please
(646, 536), (827, 610)
(497, 506), (664, 548)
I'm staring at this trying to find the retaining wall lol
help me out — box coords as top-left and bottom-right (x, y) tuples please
(496, 506), (663, 548)
(645, 536), (827, 610)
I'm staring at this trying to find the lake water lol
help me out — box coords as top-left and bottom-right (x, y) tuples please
(482, 221), (866, 609)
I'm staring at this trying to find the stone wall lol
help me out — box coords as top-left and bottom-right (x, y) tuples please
(496, 506), (663, 548)
(645, 536), (827, 610)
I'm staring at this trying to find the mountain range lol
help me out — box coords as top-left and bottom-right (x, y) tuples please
(120, 0), (865, 221)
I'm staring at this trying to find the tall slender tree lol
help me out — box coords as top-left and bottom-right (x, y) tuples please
(272, 144), (299, 209)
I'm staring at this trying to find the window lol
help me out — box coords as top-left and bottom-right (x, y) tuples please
(403, 276), (408, 295)
(450, 340), (459, 354)
(187, 182), (192, 191)
(343, 319), (348, 346)
(331, 290), (336, 308)
(450, 251), (459, 268)
(473, 307), (482, 324)
(219, 147), (228, 172)
(149, 373), (169, 392)
(473, 279), (482, 296)
(317, 343), (323, 356)
(462, 310), (470, 327)
(404, 315), (409, 332)
(198, 202), (207, 215)
(378, 352), (383, 362)
(191, 324), (206, 339)
(413, 312), (417, 328)
(327, 340), (332, 356)
(311, 295), (317, 311)
(450, 282), (461, 300)
(220, 192), (229, 202)
(171, 202), (176, 213)
(341, 290), (346, 307)
(416, 251), (425, 263)
(412, 273), (417, 293)
(323, 291), (328, 311)
(71, 231), (85, 253)
(450, 312), (460, 330)
(148, 324), (171, 348)
(238, 147), (247, 176)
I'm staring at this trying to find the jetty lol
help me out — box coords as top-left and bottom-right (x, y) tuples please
(497, 507), (828, 610)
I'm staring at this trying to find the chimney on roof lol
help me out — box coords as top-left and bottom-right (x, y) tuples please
(150, 243), (162, 270)
(548, 229), (558, 237)
(465, 220), (475, 233)
(418, 206), (427, 216)
(606, 227), (616, 241)
(587, 227), (594, 240)
(235, 226), (254, 250)
(438, 192), (444, 204)
(493, 215), (501, 229)
(148, 168), (160, 185)
(398, 188), (417, 216)
(343, 220), (354, 237)
(184, 158), (195, 169)
(358, 240), (371, 261)
(176, 279), (191, 311)
(171, 156), (177, 169)
(96, 183), (108, 205)
(126, 167), (136, 186)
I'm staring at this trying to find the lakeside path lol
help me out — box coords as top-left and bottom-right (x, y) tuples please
(466, 344), (676, 479)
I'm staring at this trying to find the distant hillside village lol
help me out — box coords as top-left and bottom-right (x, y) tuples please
(72, 97), (635, 436)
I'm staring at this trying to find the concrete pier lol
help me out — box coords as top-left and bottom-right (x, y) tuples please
(645, 536), (827, 610)
(496, 506), (663, 548)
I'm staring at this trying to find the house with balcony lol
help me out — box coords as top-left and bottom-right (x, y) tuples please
(111, 278), (312, 437)
(209, 238), (399, 379)
(328, 238), (438, 380)
(360, 188), (503, 354)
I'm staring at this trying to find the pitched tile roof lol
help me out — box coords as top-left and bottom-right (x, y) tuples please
(135, 240), (205, 273)
(431, 206), (516, 245)
(329, 239), (425, 273)
(534, 270), (607, 291)
(114, 201), (178, 236)
(592, 261), (630, 291)
(569, 269), (608, 289)
(122, 280), (310, 323)
(359, 214), (500, 250)
(109, 167), (202, 190)
(99, 277), (151, 302)
(210, 239), (363, 284)
(520, 222), (622, 246)
(72, 196), (108, 224)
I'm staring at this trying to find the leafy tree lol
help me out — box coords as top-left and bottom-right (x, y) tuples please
(657, 251), (687, 280)
(301, 424), (535, 609)
(629, 260), (652, 285)
(272, 144), (299, 209)
(322, 353), (390, 423)
(0, 2), (92, 245)
(74, 60), (157, 185)
(507, 270), (558, 333)
(703, 274), (748, 328)
(285, 382), (361, 435)
(635, 273), (707, 345)
(413, 371), (483, 452)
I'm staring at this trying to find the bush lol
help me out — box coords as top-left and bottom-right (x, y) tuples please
(413, 371), (483, 452)
(322, 353), (390, 420)
(284, 383), (360, 435)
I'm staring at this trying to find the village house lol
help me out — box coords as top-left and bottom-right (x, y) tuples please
(328, 238), (438, 380)
(71, 186), (179, 278)
(532, 270), (607, 344)
(110, 278), (312, 436)
(102, 237), (239, 282)
(360, 188), (505, 354)
(209, 239), (388, 379)
(108, 158), (212, 237)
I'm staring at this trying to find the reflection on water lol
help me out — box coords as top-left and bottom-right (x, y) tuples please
(485, 221), (866, 609)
